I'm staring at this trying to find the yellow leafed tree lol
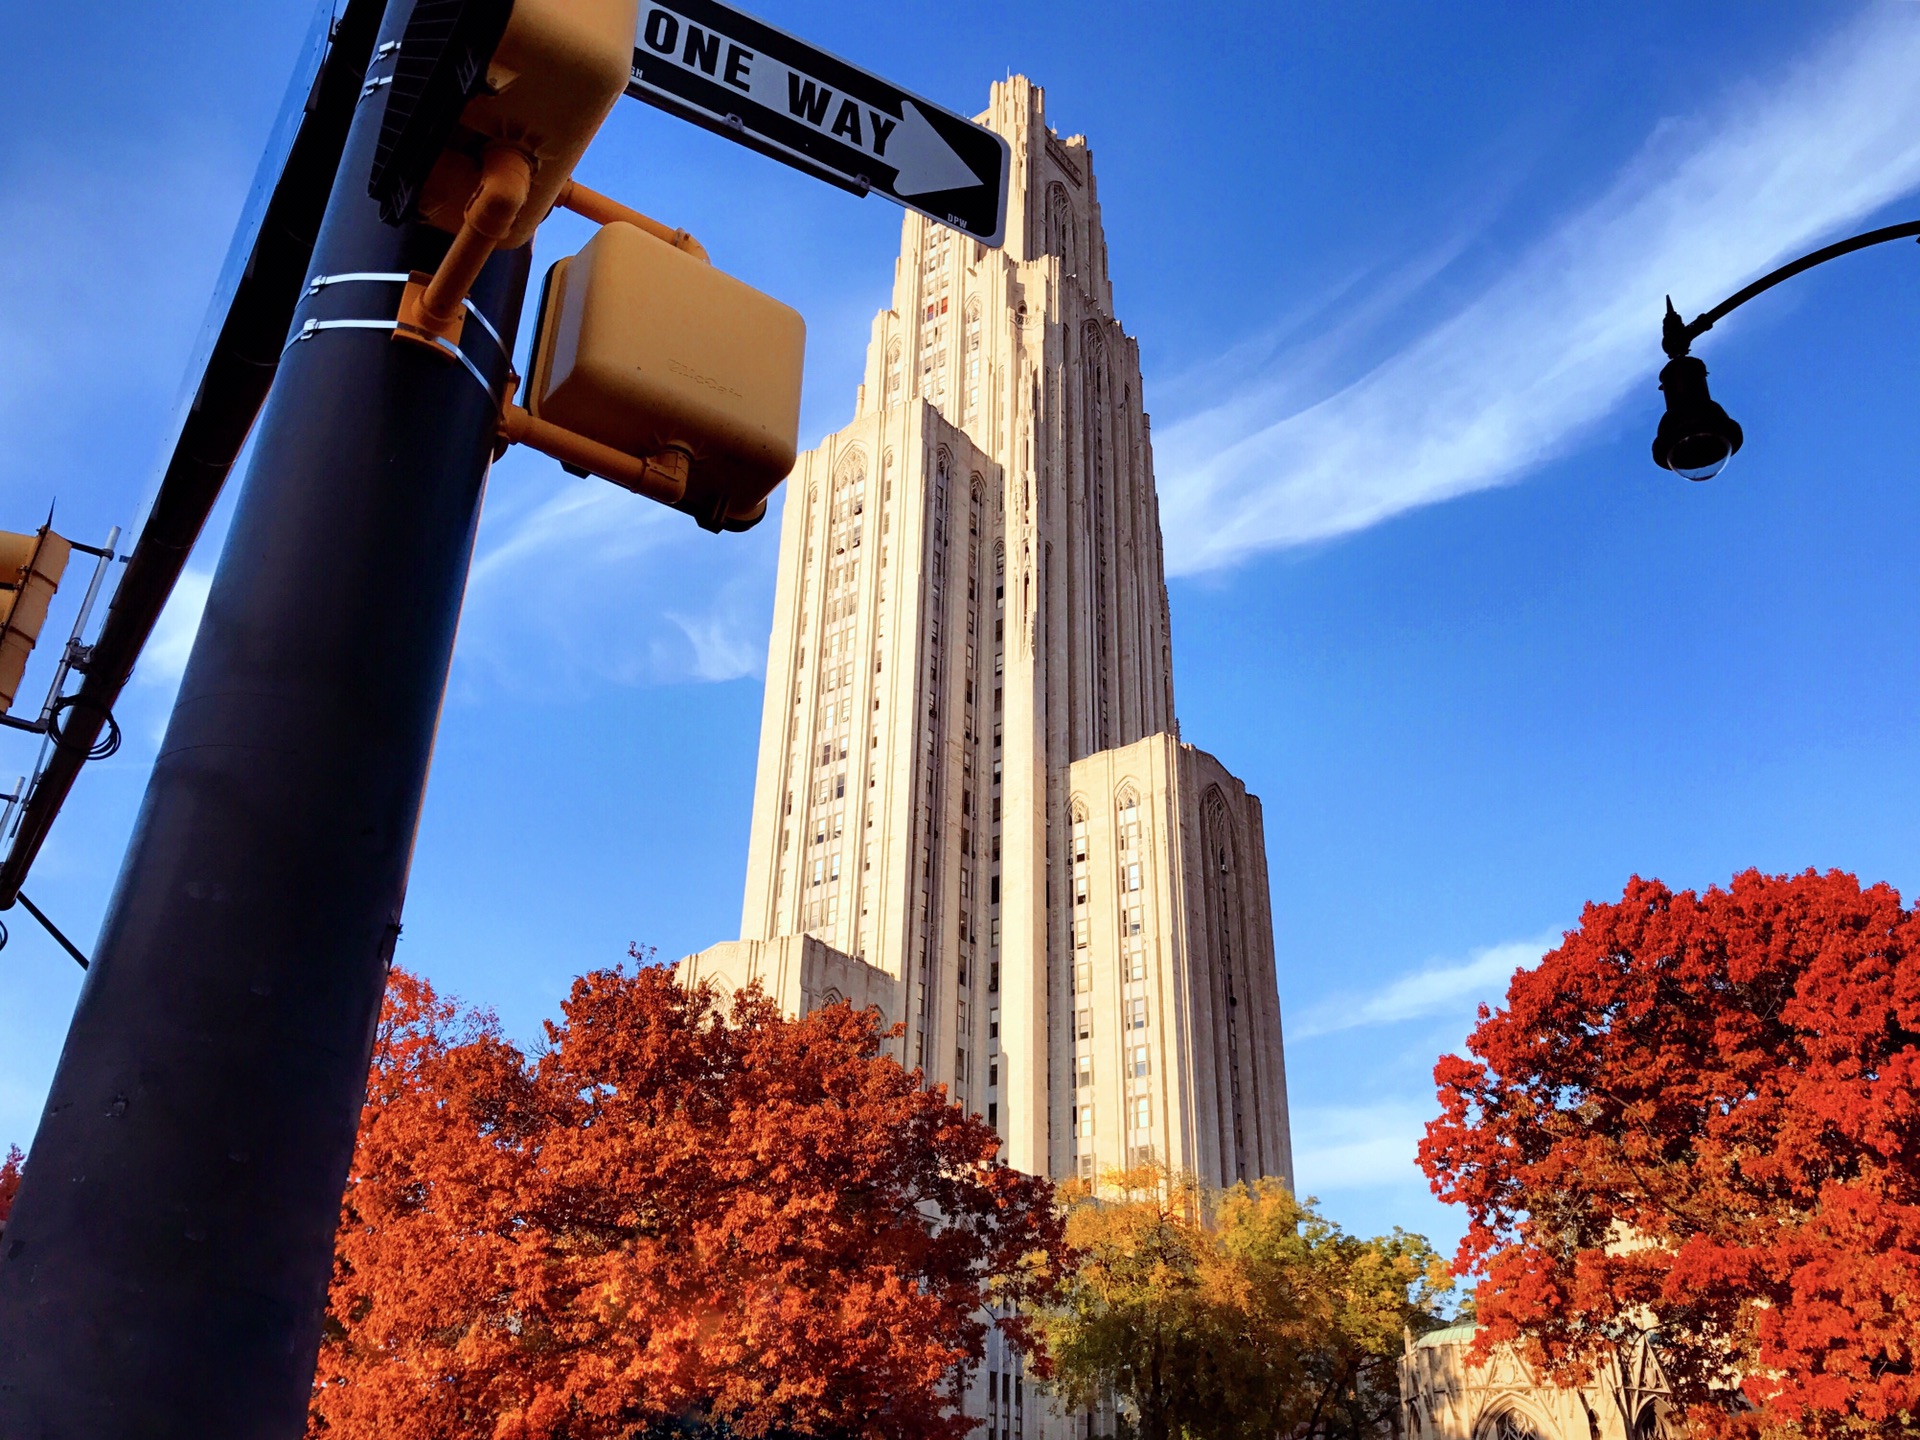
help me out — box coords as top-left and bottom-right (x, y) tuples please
(1033, 1166), (1452, 1440)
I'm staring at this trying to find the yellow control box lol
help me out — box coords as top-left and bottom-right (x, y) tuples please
(528, 222), (806, 531)
(417, 0), (637, 248)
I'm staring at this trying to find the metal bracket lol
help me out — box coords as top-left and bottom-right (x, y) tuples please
(289, 274), (510, 400)
(359, 39), (401, 100)
(14, 891), (90, 969)
(287, 318), (501, 399)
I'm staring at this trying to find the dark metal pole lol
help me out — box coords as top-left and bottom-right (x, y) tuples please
(1663, 218), (1920, 356)
(0, 0), (529, 1432)
(0, 0), (391, 908)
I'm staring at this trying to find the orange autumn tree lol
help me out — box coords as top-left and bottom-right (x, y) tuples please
(0, 1145), (21, 1230)
(1419, 870), (1920, 1440)
(311, 959), (1066, 1440)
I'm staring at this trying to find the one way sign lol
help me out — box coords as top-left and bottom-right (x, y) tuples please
(625, 0), (1013, 246)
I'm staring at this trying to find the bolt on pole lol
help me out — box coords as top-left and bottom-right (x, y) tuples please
(0, 0), (529, 1432)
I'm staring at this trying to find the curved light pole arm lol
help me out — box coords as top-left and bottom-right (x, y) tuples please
(1663, 219), (1920, 358)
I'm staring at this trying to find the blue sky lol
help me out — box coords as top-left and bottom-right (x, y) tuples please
(4, 0), (1920, 1265)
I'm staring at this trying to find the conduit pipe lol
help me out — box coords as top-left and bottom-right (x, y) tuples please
(556, 178), (709, 262)
(498, 400), (690, 505)
(398, 143), (533, 347)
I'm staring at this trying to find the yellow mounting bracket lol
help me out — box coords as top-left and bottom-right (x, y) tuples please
(395, 144), (533, 351)
(495, 378), (691, 506)
(395, 152), (709, 356)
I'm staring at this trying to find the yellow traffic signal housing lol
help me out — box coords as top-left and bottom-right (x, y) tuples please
(412, 0), (638, 251)
(390, 0), (639, 349)
(0, 525), (71, 714)
(524, 221), (805, 531)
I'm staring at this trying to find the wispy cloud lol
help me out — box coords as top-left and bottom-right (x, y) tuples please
(455, 457), (779, 692)
(1157, 4), (1920, 574)
(1291, 1101), (1436, 1192)
(1292, 935), (1553, 1040)
(666, 594), (765, 683)
(136, 568), (213, 691)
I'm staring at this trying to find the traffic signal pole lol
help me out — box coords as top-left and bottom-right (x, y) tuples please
(0, 0), (529, 1431)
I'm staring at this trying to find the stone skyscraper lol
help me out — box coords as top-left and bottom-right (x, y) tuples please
(684, 75), (1291, 1202)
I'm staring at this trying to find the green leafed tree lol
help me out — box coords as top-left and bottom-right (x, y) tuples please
(1033, 1167), (1452, 1440)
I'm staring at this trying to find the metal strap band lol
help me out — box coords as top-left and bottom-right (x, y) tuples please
(305, 271), (412, 295)
(302, 273), (511, 363)
(459, 297), (507, 357)
(285, 318), (500, 401)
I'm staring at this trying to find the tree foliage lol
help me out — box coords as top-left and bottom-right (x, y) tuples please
(0, 1144), (21, 1231)
(310, 961), (1066, 1440)
(1419, 869), (1920, 1440)
(1034, 1167), (1450, 1440)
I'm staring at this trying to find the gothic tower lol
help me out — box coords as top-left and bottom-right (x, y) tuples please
(686, 73), (1291, 1207)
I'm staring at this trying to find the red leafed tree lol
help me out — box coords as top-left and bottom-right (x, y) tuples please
(310, 960), (1065, 1440)
(0, 1145), (22, 1230)
(1419, 870), (1920, 1439)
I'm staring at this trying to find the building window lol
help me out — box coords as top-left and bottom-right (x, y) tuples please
(989, 1007), (1000, 1039)
(964, 303), (983, 419)
(1076, 1008), (1092, 1042)
(1131, 1044), (1150, 1078)
(1076, 1052), (1093, 1088)
(1126, 997), (1148, 1031)
(1131, 1095), (1151, 1132)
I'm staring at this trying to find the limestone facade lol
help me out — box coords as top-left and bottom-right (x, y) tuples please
(1400, 1326), (1681, 1440)
(676, 935), (899, 1044)
(681, 73), (1292, 1440)
(1058, 735), (1289, 1187)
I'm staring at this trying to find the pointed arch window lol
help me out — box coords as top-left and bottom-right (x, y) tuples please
(964, 299), (984, 421)
(1486, 1413), (1548, 1440)
(885, 339), (904, 405)
(1046, 182), (1075, 272)
(1068, 802), (1091, 950)
(1117, 790), (1147, 977)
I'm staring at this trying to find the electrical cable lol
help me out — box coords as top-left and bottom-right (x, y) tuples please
(48, 695), (121, 760)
